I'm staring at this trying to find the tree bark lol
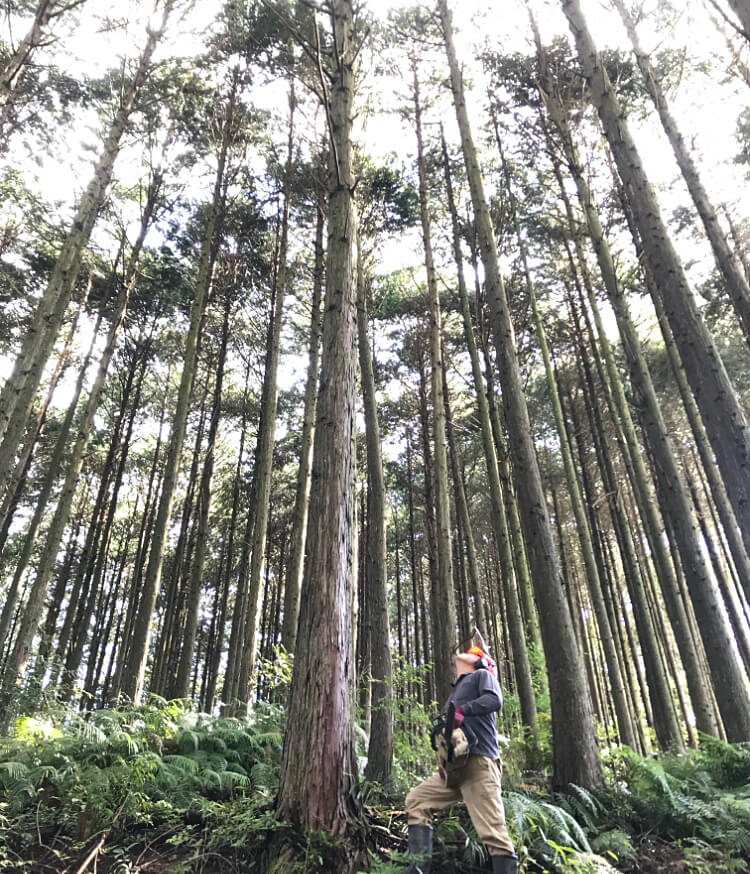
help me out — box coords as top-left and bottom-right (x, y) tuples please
(281, 201), (324, 653)
(412, 61), (457, 702)
(439, 0), (601, 789)
(562, 0), (750, 595)
(274, 0), (359, 836)
(356, 240), (393, 786)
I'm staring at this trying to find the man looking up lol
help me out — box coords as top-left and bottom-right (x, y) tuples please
(404, 634), (517, 873)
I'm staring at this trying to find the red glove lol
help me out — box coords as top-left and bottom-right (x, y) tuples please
(454, 706), (465, 727)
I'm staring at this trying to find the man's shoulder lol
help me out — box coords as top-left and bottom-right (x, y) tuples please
(474, 668), (500, 692)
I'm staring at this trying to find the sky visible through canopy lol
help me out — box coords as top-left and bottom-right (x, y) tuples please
(1, 0), (747, 424)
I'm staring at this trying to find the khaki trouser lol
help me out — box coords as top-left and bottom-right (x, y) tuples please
(405, 755), (515, 857)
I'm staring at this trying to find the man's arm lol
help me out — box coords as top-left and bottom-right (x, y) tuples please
(460, 671), (503, 716)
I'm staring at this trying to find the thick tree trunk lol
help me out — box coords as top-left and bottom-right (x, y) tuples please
(562, 0), (750, 591)
(413, 62), (457, 702)
(439, 0), (601, 788)
(281, 201), (324, 653)
(356, 244), (393, 786)
(274, 0), (359, 837)
(727, 0), (750, 39)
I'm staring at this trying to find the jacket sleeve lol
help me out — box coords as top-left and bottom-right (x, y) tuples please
(460, 670), (503, 716)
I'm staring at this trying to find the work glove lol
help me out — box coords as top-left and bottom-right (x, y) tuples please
(454, 706), (465, 727)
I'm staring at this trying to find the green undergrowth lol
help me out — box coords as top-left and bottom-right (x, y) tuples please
(0, 697), (748, 873)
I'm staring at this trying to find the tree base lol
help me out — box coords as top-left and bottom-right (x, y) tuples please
(263, 829), (368, 874)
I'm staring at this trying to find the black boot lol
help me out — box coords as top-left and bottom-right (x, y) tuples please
(491, 854), (518, 874)
(407, 824), (433, 873)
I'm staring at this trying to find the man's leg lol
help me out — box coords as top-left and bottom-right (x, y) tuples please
(459, 756), (517, 871)
(405, 772), (462, 873)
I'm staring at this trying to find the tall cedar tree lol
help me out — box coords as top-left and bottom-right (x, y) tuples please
(438, 0), (602, 788)
(274, 0), (360, 841)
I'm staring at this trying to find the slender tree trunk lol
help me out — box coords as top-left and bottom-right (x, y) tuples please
(439, 0), (600, 787)
(357, 242), (393, 786)
(541, 71), (749, 739)
(442, 355), (487, 635)
(0, 0), (87, 134)
(405, 431), (423, 678)
(612, 162), (750, 605)
(497, 126), (634, 748)
(0, 298), (102, 654)
(0, 177), (159, 714)
(234, 91), (294, 709)
(173, 288), (232, 698)
(573, 353), (685, 750)
(116, 80), (236, 702)
(0, 7), (170, 482)
(440, 132), (537, 735)
(108, 391), (167, 704)
(281, 201), (324, 653)
(612, 0), (750, 346)
(542, 107), (721, 741)
(0, 281), (88, 546)
(413, 61), (457, 701)
(203, 360), (250, 710)
(60, 341), (150, 696)
(562, 0), (750, 590)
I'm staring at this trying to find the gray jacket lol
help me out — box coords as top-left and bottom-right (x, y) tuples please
(444, 669), (503, 760)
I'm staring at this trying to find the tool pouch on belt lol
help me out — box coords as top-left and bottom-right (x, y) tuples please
(430, 702), (471, 788)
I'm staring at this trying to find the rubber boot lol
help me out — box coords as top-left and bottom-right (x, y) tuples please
(491, 854), (518, 874)
(407, 824), (433, 873)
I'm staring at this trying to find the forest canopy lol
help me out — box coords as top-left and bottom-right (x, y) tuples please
(1, 0), (750, 872)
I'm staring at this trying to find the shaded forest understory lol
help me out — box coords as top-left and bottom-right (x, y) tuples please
(2, 696), (750, 874)
(3, 0), (750, 870)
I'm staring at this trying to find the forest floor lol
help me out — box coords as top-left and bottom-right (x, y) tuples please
(1, 701), (749, 873)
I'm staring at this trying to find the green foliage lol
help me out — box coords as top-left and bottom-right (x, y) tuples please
(389, 660), (436, 794)
(3, 693), (750, 872)
(0, 698), (285, 871)
(602, 740), (750, 859)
